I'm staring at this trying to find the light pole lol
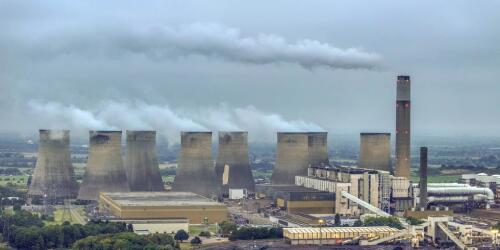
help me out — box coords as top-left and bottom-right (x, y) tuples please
(318, 219), (325, 246)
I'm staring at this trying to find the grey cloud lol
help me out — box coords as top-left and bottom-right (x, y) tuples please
(26, 23), (381, 70)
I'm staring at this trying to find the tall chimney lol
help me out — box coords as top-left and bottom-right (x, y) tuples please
(359, 133), (391, 171)
(173, 132), (219, 197)
(124, 131), (164, 191)
(395, 75), (411, 178)
(215, 131), (255, 195)
(307, 132), (329, 168)
(419, 147), (428, 209)
(78, 131), (130, 201)
(28, 130), (78, 200)
(271, 132), (309, 185)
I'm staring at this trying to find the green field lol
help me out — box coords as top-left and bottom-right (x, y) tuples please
(162, 175), (175, 184)
(189, 224), (217, 236)
(0, 175), (28, 186)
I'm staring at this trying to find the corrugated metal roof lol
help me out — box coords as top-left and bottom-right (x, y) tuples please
(284, 226), (399, 234)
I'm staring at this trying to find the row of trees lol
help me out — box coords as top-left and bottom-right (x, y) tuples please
(0, 210), (132, 249)
(73, 232), (178, 250)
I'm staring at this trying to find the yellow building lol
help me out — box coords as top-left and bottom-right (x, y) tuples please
(283, 226), (399, 245)
(99, 192), (228, 224)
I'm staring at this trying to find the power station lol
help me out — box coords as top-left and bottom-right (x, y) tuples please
(395, 75), (411, 178)
(28, 130), (78, 200)
(359, 133), (391, 172)
(124, 131), (164, 191)
(172, 132), (219, 197)
(215, 131), (255, 195)
(78, 131), (130, 201)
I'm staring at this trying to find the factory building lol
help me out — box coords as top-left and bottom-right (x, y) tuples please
(256, 185), (335, 214)
(28, 130), (78, 200)
(283, 226), (400, 245)
(460, 173), (500, 203)
(395, 75), (411, 178)
(172, 132), (219, 198)
(358, 133), (391, 172)
(124, 131), (164, 191)
(78, 131), (130, 201)
(215, 131), (255, 195)
(99, 192), (228, 224)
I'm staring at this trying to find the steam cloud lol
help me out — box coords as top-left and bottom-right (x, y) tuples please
(33, 23), (381, 70)
(27, 100), (324, 143)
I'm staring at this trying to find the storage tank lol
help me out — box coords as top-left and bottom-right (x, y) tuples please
(124, 131), (164, 191)
(28, 130), (78, 200)
(78, 131), (130, 201)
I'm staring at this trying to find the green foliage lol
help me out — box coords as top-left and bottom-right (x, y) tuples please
(72, 232), (177, 250)
(405, 216), (425, 225)
(198, 231), (211, 237)
(334, 214), (341, 226)
(190, 236), (202, 245)
(361, 216), (404, 230)
(219, 220), (237, 236)
(229, 226), (283, 241)
(174, 229), (189, 242)
(353, 219), (363, 227)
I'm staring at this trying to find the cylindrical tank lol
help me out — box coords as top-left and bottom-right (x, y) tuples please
(28, 130), (78, 200)
(172, 132), (219, 197)
(271, 132), (309, 185)
(358, 133), (391, 171)
(124, 131), (164, 191)
(78, 131), (130, 201)
(215, 131), (255, 195)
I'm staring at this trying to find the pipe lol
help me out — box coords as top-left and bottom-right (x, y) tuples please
(427, 187), (494, 203)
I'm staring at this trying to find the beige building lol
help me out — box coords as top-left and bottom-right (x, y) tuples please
(283, 226), (399, 245)
(99, 192), (228, 224)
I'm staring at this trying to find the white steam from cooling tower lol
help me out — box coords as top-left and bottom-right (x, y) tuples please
(29, 23), (381, 70)
(27, 100), (324, 143)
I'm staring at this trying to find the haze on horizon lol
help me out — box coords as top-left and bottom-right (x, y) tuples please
(1, 1), (499, 143)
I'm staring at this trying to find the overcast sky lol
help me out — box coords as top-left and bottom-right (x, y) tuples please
(1, 1), (499, 143)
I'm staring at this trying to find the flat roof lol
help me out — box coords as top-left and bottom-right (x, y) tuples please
(284, 226), (399, 234)
(101, 192), (223, 207)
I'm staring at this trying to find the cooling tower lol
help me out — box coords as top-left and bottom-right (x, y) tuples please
(419, 147), (428, 209)
(395, 75), (411, 178)
(359, 133), (391, 171)
(308, 132), (329, 168)
(78, 131), (130, 201)
(215, 131), (255, 195)
(271, 132), (309, 185)
(28, 130), (78, 199)
(172, 132), (219, 197)
(124, 131), (164, 191)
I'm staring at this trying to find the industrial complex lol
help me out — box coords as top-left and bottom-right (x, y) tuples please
(24, 75), (500, 249)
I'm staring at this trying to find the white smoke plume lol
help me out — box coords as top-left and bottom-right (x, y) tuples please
(32, 23), (381, 70)
(27, 100), (324, 143)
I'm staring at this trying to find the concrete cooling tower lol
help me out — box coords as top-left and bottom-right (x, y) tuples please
(172, 132), (219, 197)
(124, 131), (164, 191)
(271, 132), (310, 185)
(28, 130), (78, 200)
(307, 132), (329, 168)
(78, 131), (130, 201)
(359, 133), (391, 172)
(215, 131), (255, 195)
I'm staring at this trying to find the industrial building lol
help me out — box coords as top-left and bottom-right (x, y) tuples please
(172, 132), (219, 197)
(99, 192), (228, 224)
(358, 133), (391, 172)
(395, 75), (411, 178)
(78, 131), (130, 201)
(283, 226), (400, 245)
(124, 131), (164, 191)
(28, 130), (78, 200)
(256, 185), (335, 214)
(460, 173), (500, 203)
(215, 131), (255, 195)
